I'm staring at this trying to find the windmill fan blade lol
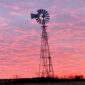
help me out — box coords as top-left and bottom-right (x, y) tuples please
(44, 10), (48, 15)
(45, 18), (49, 22)
(36, 18), (40, 22)
(41, 9), (43, 13)
(46, 16), (50, 18)
(37, 18), (42, 24)
(37, 9), (42, 14)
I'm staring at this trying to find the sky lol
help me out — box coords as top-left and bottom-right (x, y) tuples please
(0, 0), (85, 79)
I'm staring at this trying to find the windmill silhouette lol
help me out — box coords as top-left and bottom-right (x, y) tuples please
(31, 9), (54, 77)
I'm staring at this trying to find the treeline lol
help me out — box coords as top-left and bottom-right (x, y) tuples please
(0, 75), (85, 84)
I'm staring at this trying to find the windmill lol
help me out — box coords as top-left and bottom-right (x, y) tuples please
(31, 9), (54, 77)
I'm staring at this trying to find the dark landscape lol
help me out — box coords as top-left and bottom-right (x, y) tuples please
(0, 76), (85, 85)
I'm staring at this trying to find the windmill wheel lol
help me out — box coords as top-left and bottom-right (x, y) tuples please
(36, 9), (50, 24)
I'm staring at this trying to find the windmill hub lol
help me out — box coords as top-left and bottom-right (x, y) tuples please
(39, 14), (44, 20)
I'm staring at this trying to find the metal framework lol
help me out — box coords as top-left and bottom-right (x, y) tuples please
(39, 23), (54, 77)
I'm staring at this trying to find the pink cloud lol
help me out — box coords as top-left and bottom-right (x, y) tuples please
(9, 11), (22, 16)
(0, 22), (8, 26)
(0, 16), (4, 19)
(11, 5), (21, 10)
(0, 2), (8, 7)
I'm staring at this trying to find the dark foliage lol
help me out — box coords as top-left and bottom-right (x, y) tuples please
(0, 75), (85, 84)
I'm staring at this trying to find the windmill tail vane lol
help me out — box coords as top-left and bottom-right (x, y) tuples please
(31, 13), (39, 19)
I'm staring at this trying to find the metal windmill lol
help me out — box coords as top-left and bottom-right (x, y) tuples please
(31, 9), (54, 77)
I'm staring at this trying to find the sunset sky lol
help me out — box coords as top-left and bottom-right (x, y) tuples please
(0, 0), (85, 79)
